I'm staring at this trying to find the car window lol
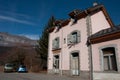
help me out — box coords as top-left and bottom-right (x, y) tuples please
(5, 64), (13, 67)
(20, 65), (26, 68)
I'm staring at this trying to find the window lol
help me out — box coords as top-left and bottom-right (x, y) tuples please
(102, 47), (117, 71)
(67, 30), (80, 45)
(52, 37), (59, 49)
(71, 32), (77, 43)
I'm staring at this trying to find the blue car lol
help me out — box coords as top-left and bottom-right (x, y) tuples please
(18, 65), (28, 73)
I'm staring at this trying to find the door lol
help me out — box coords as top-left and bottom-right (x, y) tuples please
(71, 53), (79, 75)
(53, 55), (59, 73)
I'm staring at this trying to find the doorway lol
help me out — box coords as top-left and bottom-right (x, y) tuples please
(71, 52), (79, 75)
(53, 55), (59, 73)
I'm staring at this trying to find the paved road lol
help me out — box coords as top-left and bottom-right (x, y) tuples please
(0, 72), (84, 80)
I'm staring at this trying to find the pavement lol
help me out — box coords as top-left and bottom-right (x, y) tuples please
(0, 72), (89, 80)
(0, 66), (89, 80)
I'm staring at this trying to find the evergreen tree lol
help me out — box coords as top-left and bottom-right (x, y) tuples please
(35, 16), (55, 70)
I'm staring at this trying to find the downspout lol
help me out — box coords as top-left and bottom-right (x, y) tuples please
(88, 39), (93, 80)
(60, 24), (63, 75)
(85, 10), (93, 80)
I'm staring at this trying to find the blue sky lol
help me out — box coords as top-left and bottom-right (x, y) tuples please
(0, 0), (120, 40)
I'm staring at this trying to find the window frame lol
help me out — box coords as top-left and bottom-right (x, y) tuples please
(101, 47), (118, 71)
(67, 30), (80, 45)
(52, 37), (60, 49)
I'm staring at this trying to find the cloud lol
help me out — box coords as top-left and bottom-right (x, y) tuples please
(19, 34), (39, 40)
(0, 10), (31, 19)
(0, 15), (36, 25)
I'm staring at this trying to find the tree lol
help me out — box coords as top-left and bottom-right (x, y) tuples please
(35, 16), (55, 70)
(6, 47), (26, 70)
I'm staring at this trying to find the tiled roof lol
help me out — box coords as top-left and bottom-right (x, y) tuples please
(69, 9), (83, 18)
(48, 4), (114, 33)
(90, 25), (120, 39)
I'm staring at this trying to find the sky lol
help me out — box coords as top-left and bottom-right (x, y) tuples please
(0, 0), (120, 40)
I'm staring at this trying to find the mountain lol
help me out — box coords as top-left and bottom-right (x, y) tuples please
(0, 32), (37, 47)
(0, 32), (38, 65)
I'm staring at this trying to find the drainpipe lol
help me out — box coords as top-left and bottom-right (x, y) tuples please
(60, 24), (63, 76)
(86, 12), (93, 80)
(88, 39), (93, 80)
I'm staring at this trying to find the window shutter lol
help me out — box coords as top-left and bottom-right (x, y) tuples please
(67, 34), (72, 45)
(52, 39), (55, 49)
(77, 31), (80, 43)
(53, 57), (56, 67)
(56, 37), (59, 48)
(54, 40), (57, 49)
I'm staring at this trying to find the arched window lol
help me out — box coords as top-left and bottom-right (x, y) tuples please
(67, 30), (80, 45)
(52, 37), (59, 49)
(102, 47), (117, 71)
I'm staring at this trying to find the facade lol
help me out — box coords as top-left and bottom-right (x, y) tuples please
(90, 26), (120, 80)
(48, 3), (120, 80)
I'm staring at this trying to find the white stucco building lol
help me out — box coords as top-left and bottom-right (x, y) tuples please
(47, 3), (120, 80)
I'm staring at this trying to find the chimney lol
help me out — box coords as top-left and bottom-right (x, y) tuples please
(93, 2), (98, 6)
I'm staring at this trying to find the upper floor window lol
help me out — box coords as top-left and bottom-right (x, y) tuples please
(71, 32), (78, 43)
(67, 30), (80, 45)
(52, 37), (60, 49)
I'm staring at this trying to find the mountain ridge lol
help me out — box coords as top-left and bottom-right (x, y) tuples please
(0, 32), (37, 46)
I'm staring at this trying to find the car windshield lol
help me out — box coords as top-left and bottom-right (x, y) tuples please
(5, 64), (13, 67)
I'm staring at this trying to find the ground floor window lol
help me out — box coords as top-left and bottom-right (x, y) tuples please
(102, 47), (117, 71)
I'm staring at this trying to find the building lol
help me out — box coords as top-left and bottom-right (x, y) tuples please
(47, 3), (120, 80)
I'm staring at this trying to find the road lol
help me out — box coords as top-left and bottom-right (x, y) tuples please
(0, 72), (83, 80)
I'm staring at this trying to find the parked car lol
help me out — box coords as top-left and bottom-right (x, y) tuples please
(4, 63), (15, 72)
(18, 65), (28, 73)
